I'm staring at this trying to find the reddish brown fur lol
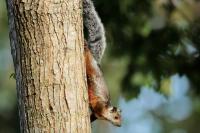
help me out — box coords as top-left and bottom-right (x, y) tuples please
(85, 45), (103, 114)
(84, 44), (121, 126)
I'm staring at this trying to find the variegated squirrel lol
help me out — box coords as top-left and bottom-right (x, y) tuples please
(83, 0), (121, 126)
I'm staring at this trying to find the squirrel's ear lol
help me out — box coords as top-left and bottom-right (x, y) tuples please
(107, 106), (113, 112)
(108, 107), (117, 113)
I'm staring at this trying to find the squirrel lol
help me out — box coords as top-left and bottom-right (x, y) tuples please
(83, 0), (121, 126)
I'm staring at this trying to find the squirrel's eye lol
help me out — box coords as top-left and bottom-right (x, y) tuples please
(114, 116), (118, 119)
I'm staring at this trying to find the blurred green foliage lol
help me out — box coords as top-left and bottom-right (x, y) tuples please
(96, 0), (200, 132)
(1, 0), (200, 133)
(0, 1), (19, 133)
(96, 0), (200, 97)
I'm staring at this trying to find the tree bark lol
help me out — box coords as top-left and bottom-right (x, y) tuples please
(6, 0), (91, 132)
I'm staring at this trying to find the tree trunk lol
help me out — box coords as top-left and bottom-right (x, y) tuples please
(6, 0), (91, 132)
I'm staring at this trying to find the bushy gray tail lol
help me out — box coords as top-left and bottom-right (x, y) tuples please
(83, 0), (106, 63)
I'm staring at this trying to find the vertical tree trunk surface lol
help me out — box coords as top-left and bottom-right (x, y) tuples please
(6, 0), (91, 132)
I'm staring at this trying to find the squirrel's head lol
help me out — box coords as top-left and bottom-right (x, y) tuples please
(103, 106), (122, 127)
